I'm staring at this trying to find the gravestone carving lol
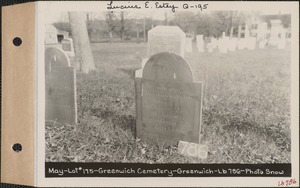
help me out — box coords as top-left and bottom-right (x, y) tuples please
(45, 47), (77, 125)
(135, 52), (203, 145)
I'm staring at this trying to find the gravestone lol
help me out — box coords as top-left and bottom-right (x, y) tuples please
(237, 38), (246, 50)
(62, 38), (75, 57)
(219, 37), (229, 53)
(135, 52), (203, 145)
(196, 35), (204, 52)
(147, 26), (186, 58)
(247, 37), (256, 50)
(45, 47), (77, 125)
(185, 37), (192, 52)
(259, 39), (267, 49)
(207, 42), (213, 53)
(228, 38), (238, 51)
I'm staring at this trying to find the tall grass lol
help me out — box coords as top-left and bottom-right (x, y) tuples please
(46, 43), (291, 163)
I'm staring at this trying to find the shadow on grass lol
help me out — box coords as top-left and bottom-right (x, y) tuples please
(90, 107), (136, 135)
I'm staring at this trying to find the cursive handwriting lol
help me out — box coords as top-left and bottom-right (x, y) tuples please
(107, 1), (141, 10)
(154, 2), (178, 12)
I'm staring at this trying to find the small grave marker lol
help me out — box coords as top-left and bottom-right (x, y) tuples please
(178, 141), (208, 159)
(135, 52), (203, 145)
(45, 47), (77, 125)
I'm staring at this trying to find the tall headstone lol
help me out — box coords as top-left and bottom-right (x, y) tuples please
(45, 47), (77, 125)
(135, 52), (203, 145)
(185, 37), (192, 52)
(196, 35), (204, 52)
(147, 26), (186, 58)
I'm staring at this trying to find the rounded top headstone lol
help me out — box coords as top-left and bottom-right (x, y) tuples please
(143, 52), (193, 82)
(45, 47), (70, 72)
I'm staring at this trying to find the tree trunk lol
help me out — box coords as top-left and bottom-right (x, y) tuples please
(120, 11), (124, 42)
(136, 26), (140, 43)
(143, 17), (146, 42)
(230, 26), (234, 38)
(68, 12), (95, 74)
(109, 31), (113, 43)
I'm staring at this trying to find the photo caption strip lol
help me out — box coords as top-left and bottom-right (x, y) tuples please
(46, 163), (291, 177)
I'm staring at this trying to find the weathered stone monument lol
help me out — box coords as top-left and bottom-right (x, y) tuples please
(147, 26), (186, 58)
(196, 35), (204, 52)
(135, 52), (203, 145)
(61, 38), (75, 57)
(45, 47), (77, 125)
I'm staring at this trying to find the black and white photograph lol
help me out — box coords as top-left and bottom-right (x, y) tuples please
(0, 1), (298, 187)
(44, 7), (292, 165)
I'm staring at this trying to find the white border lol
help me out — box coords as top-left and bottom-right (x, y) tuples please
(36, 1), (299, 187)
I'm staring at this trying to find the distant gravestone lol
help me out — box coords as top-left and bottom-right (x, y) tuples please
(247, 37), (256, 50)
(228, 38), (238, 51)
(147, 26), (186, 58)
(135, 52), (203, 145)
(196, 35), (204, 52)
(45, 47), (77, 125)
(207, 43), (213, 53)
(62, 38), (75, 57)
(219, 37), (229, 53)
(238, 38), (246, 50)
(259, 39), (267, 49)
(45, 24), (58, 44)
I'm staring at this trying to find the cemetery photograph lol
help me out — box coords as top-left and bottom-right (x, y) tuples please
(44, 10), (292, 164)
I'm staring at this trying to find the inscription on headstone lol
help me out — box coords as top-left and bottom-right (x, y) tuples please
(147, 26), (186, 58)
(135, 52), (203, 145)
(45, 47), (77, 125)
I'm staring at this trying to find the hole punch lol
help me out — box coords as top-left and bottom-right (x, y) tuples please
(13, 37), (22, 46)
(12, 143), (22, 152)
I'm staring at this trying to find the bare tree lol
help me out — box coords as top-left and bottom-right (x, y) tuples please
(105, 12), (117, 43)
(68, 12), (96, 74)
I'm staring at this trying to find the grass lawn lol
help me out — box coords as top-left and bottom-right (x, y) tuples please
(46, 42), (291, 164)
